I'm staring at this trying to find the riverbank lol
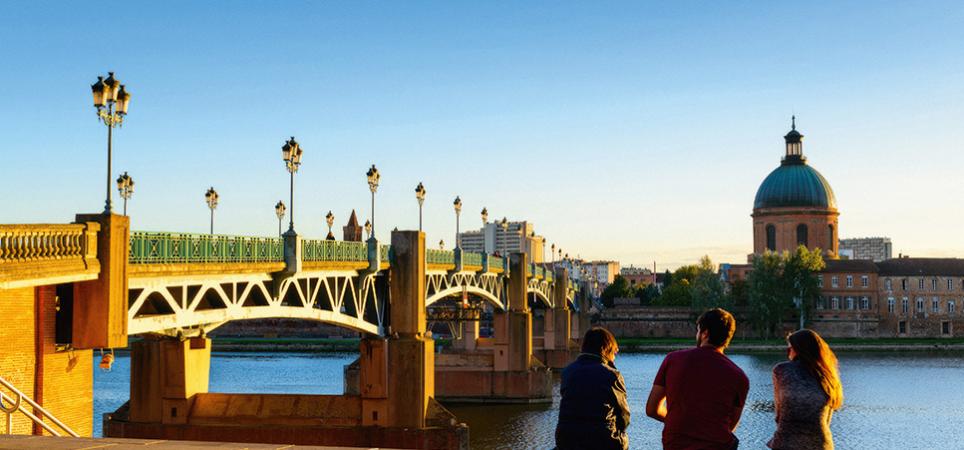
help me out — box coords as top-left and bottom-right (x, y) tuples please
(205, 336), (964, 353)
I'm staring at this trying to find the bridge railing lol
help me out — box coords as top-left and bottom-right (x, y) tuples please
(302, 239), (368, 262)
(489, 255), (504, 271)
(0, 224), (97, 264)
(426, 249), (455, 266)
(129, 231), (283, 264)
(463, 251), (483, 267)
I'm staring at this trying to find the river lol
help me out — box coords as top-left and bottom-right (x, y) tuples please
(93, 351), (964, 449)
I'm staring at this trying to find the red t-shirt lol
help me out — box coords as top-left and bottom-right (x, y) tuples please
(653, 346), (749, 450)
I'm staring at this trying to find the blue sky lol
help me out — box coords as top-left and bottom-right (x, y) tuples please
(2, 2), (962, 269)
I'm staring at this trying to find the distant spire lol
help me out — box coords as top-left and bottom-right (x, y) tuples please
(791, 115), (796, 130)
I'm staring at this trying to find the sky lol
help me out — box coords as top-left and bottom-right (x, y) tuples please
(1, 2), (962, 270)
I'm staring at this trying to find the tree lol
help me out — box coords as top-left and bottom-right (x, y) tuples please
(747, 246), (825, 337)
(636, 283), (660, 305)
(600, 275), (632, 307)
(689, 255), (728, 311)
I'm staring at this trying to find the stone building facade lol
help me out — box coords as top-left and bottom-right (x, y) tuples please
(876, 258), (964, 337)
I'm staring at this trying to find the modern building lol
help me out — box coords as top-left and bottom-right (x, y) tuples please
(839, 237), (893, 262)
(458, 220), (545, 263)
(587, 261), (620, 286)
(752, 118), (839, 258)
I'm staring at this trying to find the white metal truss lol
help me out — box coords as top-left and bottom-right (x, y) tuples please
(527, 277), (553, 307)
(127, 269), (385, 337)
(425, 270), (505, 310)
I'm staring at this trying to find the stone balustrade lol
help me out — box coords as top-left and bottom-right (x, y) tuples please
(0, 223), (101, 288)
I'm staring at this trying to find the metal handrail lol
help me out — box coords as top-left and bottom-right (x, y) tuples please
(0, 375), (78, 437)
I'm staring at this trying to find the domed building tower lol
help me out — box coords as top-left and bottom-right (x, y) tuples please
(752, 117), (839, 257)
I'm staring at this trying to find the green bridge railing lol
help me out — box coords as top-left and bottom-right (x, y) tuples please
(129, 231), (284, 264)
(302, 239), (368, 262)
(426, 249), (455, 265)
(489, 255), (504, 271)
(464, 251), (483, 267)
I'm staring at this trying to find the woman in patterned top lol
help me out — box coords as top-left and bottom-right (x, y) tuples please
(768, 329), (844, 450)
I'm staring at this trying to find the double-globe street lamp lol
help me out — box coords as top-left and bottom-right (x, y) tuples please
(205, 187), (219, 234)
(366, 165), (380, 242)
(326, 211), (335, 240)
(275, 201), (286, 236)
(281, 137), (303, 234)
(91, 72), (131, 214)
(415, 182), (426, 232)
(453, 196), (462, 248)
(116, 172), (134, 216)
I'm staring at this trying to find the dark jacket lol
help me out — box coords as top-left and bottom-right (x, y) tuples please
(555, 353), (631, 450)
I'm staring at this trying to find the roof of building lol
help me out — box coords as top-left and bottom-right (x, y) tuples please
(823, 259), (879, 273)
(754, 163), (837, 210)
(877, 258), (964, 276)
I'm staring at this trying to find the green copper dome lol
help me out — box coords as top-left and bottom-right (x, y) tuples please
(753, 118), (837, 210)
(754, 162), (836, 209)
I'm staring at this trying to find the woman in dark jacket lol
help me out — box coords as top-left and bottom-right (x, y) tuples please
(555, 327), (631, 450)
(768, 329), (843, 450)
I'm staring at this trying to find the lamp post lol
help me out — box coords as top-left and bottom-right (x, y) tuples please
(453, 196), (462, 248)
(281, 137), (303, 234)
(364, 220), (372, 240)
(481, 207), (488, 225)
(274, 201), (286, 236)
(91, 72), (131, 215)
(551, 243), (556, 269)
(325, 211), (335, 240)
(116, 172), (134, 216)
(205, 187), (218, 234)
(439, 239), (445, 251)
(415, 182), (426, 232)
(366, 165), (380, 241)
(499, 217), (509, 258)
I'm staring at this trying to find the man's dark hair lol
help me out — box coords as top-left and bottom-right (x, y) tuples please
(697, 308), (736, 348)
(581, 327), (618, 360)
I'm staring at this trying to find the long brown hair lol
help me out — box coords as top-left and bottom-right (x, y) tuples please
(582, 327), (619, 362)
(788, 329), (843, 410)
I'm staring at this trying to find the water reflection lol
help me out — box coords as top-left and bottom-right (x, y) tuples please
(94, 351), (964, 449)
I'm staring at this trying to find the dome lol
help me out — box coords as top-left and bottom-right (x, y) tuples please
(754, 161), (836, 210)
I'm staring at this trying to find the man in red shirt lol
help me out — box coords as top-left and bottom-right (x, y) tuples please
(645, 308), (749, 450)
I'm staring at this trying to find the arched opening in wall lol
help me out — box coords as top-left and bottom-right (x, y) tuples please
(766, 224), (776, 251)
(828, 225), (835, 251)
(797, 224), (808, 247)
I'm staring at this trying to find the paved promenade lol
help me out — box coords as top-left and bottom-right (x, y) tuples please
(0, 435), (402, 450)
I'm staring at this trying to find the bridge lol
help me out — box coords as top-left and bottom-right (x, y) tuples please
(1, 214), (589, 449)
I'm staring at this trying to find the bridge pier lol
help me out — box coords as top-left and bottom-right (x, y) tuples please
(128, 336), (211, 425)
(435, 253), (552, 403)
(534, 268), (579, 370)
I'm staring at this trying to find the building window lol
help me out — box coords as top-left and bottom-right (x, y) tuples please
(949, 300), (956, 315)
(902, 297), (909, 314)
(949, 279), (955, 291)
(828, 224), (834, 250)
(766, 224), (776, 251)
(797, 224), (808, 247)
(885, 278), (893, 290)
(916, 297), (925, 314)
(817, 276), (823, 288)
(846, 276), (854, 288)
(861, 276), (869, 288)
(832, 297), (840, 310)
(846, 297), (855, 310)
(898, 321), (907, 334)
(817, 297), (826, 309)
(932, 297), (940, 314)
(901, 279), (907, 291)
(861, 296), (870, 310)
(942, 321), (951, 336)
(831, 276), (839, 288)
(919, 278), (925, 290)
(932, 278), (939, 290)
(888, 297), (895, 313)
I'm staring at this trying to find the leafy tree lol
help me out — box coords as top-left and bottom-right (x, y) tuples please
(747, 246), (825, 337)
(636, 283), (660, 305)
(689, 255), (728, 311)
(600, 275), (633, 307)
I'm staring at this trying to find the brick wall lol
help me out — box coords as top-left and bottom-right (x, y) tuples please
(0, 285), (93, 437)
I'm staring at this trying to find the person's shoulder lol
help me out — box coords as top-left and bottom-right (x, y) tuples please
(666, 347), (698, 361)
(772, 360), (795, 373)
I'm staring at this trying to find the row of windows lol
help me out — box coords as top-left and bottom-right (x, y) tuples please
(819, 275), (870, 288)
(883, 278), (964, 292)
(765, 224), (834, 251)
(897, 320), (954, 336)
(816, 296), (872, 311)
(887, 296), (959, 315)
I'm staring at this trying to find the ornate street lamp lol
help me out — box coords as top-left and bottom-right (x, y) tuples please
(205, 187), (219, 234)
(481, 207), (488, 225)
(326, 211), (335, 240)
(274, 201), (286, 236)
(499, 217), (509, 258)
(364, 220), (372, 240)
(453, 196), (462, 248)
(439, 239), (445, 250)
(415, 182), (426, 232)
(91, 72), (131, 214)
(366, 165), (380, 240)
(116, 172), (134, 216)
(551, 243), (556, 268)
(281, 137), (303, 234)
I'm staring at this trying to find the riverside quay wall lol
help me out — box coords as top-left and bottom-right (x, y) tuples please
(596, 304), (881, 339)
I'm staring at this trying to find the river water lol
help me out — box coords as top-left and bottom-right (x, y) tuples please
(93, 351), (964, 449)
